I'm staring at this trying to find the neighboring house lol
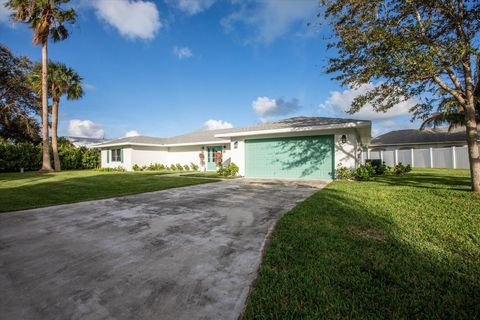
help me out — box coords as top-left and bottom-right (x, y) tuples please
(64, 136), (107, 148)
(364, 127), (478, 169)
(93, 117), (371, 180)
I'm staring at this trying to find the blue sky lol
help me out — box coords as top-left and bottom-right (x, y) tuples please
(0, 0), (419, 139)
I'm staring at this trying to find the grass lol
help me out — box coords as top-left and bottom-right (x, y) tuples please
(180, 172), (239, 179)
(243, 169), (480, 319)
(0, 170), (218, 212)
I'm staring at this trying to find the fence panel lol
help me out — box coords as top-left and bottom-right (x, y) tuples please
(455, 147), (469, 169)
(383, 150), (395, 166)
(365, 145), (469, 169)
(413, 149), (430, 168)
(397, 150), (412, 165)
(432, 148), (453, 168)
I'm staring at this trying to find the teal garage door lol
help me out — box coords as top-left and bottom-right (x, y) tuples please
(245, 135), (334, 179)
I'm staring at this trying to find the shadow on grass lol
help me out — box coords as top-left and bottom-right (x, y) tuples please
(0, 171), (217, 212)
(373, 172), (471, 191)
(243, 186), (479, 319)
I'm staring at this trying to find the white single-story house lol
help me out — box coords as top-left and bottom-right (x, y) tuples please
(93, 117), (372, 179)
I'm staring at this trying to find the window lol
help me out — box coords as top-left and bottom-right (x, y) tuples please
(111, 149), (122, 162)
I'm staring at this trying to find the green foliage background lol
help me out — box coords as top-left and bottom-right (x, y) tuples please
(0, 142), (100, 172)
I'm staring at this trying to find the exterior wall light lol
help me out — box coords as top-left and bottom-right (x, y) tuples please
(341, 135), (347, 144)
(201, 146), (204, 150)
(234, 141), (238, 149)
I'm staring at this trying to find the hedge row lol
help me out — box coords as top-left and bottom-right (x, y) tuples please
(0, 142), (100, 172)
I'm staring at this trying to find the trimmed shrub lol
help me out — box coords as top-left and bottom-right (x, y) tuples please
(335, 165), (352, 180)
(95, 166), (125, 172)
(190, 162), (199, 171)
(170, 164), (177, 171)
(59, 146), (84, 170)
(217, 163), (239, 177)
(176, 163), (184, 171)
(353, 163), (375, 181)
(393, 163), (412, 176)
(184, 164), (190, 171)
(82, 148), (100, 169)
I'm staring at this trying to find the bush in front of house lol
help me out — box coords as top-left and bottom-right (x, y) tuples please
(335, 164), (353, 180)
(170, 164), (177, 171)
(0, 141), (100, 172)
(95, 166), (126, 172)
(82, 148), (101, 169)
(336, 161), (412, 181)
(353, 163), (376, 181)
(190, 162), (199, 171)
(175, 163), (184, 171)
(393, 163), (412, 175)
(183, 164), (190, 171)
(217, 163), (239, 177)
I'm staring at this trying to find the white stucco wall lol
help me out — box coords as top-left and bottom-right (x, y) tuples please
(167, 145), (232, 171)
(130, 146), (168, 167)
(230, 139), (245, 176)
(334, 132), (361, 170)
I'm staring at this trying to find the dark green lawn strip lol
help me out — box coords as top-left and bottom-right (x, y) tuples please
(243, 169), (480, 319)
(0, 170), (218, 212)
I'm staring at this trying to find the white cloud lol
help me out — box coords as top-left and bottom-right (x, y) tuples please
(124, 130), (140, 137)
(320, 83), (420, 136)
(68, 119), (105, 138)
(0, 0), (13, 24)
(320, 83), (417, 120)
(221, 0), (318, 44)
(93, 0), (161, 40)
(252, 96), (301, 117)
(173, 46), (193, 59)
(166, 0), (217, 15)
(202, 119), (233, 130)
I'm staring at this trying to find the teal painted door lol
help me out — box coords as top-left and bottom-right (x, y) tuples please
(207, 146), (222, 171)
(245, 135), (334, 179)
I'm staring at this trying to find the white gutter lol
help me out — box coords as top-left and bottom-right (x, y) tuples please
(214, 122), (370, 138)
(91, 140), (230, 148)
(162, 140), (230, 147)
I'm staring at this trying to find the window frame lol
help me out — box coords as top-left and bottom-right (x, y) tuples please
(111, 149), (122, 162)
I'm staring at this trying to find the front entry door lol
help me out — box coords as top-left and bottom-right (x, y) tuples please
(207, 146), (222, 171)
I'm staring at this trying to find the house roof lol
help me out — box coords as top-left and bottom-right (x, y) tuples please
(370, 127), (473, 146)
(94, 116), (371, 148)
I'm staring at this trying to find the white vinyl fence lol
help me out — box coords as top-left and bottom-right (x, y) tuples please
(363, 146), (469, 169)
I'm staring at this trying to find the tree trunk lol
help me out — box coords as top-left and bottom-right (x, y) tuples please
(40, 41), (53, 172)
(51, 98), (61, 171)
(464, 102), (480, 192)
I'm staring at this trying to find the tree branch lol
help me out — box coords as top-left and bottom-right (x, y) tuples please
(411, 2), (465, 94)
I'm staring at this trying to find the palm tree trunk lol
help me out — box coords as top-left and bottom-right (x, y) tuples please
(51, 98), (61, 171)
(40, 41), (53, 172)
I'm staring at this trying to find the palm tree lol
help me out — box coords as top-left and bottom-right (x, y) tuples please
(30, 62), (84, 171)
(6, 0), (76, 171)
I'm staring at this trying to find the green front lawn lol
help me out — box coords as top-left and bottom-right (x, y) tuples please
(0, 170), (218, 212)
(244, 169), (480, 319)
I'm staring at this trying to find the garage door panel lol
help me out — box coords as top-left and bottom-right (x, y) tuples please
(245, 135), (334, 179)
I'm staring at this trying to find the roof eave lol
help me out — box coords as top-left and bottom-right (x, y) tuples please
(214, 121), (370, 138)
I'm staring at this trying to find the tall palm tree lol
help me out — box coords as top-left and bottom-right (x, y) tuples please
(30, 62), (84, 171)
(6, 0), (76, 172)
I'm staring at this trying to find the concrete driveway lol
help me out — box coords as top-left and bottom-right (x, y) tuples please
(0, 179), (326, 320)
